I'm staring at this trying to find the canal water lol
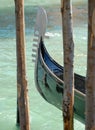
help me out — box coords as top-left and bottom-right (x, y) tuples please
(0, 0), (87, 129)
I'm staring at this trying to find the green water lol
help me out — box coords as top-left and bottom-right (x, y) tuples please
(0, 0), (87, 130)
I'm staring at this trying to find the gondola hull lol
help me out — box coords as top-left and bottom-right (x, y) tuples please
(34, 39), (85, 122)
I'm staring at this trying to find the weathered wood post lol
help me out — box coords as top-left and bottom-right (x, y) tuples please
(14, 0), (30, 130)
(86, 1), (95, 130)
(61, 0), (74, 130)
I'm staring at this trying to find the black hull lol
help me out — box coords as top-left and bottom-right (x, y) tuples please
(34, 38), (85, 122)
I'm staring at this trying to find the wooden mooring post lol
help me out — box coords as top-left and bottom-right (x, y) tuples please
(86, 1), (95, 130)
(61, 0), (74, 130)
(14, 0), (30, 130)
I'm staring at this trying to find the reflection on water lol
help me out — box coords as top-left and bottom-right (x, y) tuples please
(0, 0), (87, 130)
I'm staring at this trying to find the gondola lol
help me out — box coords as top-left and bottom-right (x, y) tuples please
(32, 7), (86, 122)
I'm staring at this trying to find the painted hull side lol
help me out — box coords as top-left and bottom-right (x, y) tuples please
(35, 40), (85, 122)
